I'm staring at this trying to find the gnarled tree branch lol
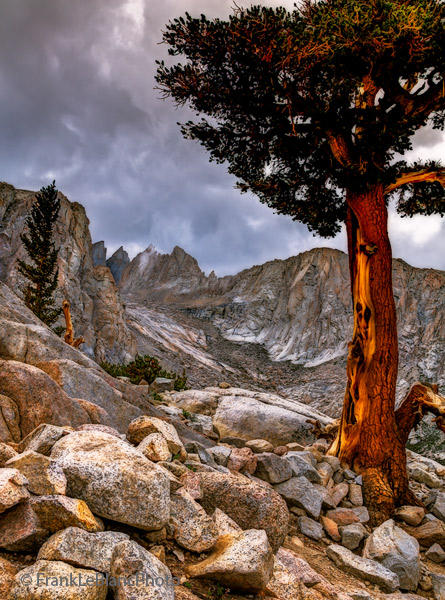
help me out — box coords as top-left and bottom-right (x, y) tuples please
(396, 382), (445, 447)
(384, 167), (445, 195)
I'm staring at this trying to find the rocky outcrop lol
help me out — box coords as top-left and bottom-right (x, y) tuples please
(0, 183), (134, 363)
(107, 246), (130, 284)
(92, 241), (107, 267)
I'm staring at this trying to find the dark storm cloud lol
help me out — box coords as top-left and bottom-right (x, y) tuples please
(0, 0), (443, 275)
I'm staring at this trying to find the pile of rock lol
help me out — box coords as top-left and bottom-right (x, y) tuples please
(0, 384), (444, 600)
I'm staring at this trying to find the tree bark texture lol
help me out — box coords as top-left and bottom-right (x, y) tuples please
(330, 185), (419, 525)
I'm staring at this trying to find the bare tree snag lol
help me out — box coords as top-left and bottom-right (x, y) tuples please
(62, 300), (85, 348)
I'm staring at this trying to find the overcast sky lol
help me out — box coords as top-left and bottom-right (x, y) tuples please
(0, 0), (444, 275)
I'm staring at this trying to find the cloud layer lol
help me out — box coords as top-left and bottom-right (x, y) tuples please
(0, 0), (444, 275)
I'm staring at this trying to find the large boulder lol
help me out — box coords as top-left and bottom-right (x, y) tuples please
(212, 394), (323, 446)
(274, 476), (324, 519)
(10, 560), (108, 600)
(0, 556), (18, 599)
(363, 519), (420, 591)
(6, 450), (67, 495)
(0, 360), (92, 441)
(38, 527), (130, 573)
(326, 544), (400, 593)
(198, 471), (289, 552)
(110, 540), (176, 600)
(0, 467), (29, 512)
(30, 495), (104, 533)
(51, 430), (170, 530)
(185, 530), (274, 592)
(169, 490), (219, 552)
(36, 359), (142, 431)
(0, 501), (49, 551)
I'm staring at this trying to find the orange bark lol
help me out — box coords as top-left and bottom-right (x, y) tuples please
(329, 185), (419, 525)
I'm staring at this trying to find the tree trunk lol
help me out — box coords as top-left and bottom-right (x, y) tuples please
(329, 185), (419, 525)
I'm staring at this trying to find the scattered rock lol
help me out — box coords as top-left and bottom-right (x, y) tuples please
(170, 390), (219, 416)
(394, 505), (425, 527)
(348, 483), (364, 506)
(407, 519), (445, 547)
(186, 529), (274, 592)
(409, 465), (442, 489)
(298, 516), (323, 540)
(363, 519), (420, 591)
(245, 439), (274, 453)
(76, 424), (122, 438)
(138, 433), (172, 462)
(431, 573), (445, 600)
(31, 495), (104, 533)
(169, 490), (219, 552)
(198, 471), (289, 552)
(340, 522), (367, 550)
(6, 450), (67, 495)
(213, 508), (242, 537)
(0, 442), (18, 467)
(51, 430), (170, 530)
(0, 501), (48, 551)
(179, 470), (202, 500)
(0, 467), (29, 512)
(264, 554), (308, 600)
(431, 492), (445, 522)
(274, 476), (323, 519)
(0, 556), (18, 598)
(219, 436), (246, 448)
(38, 527), (129, 572)
(227, 447), (258, 474)
(324, 482), (350, 509)
(207, 445), (232, 467)
(254, 452), (293, 484)
(285, 452), (322, 483)
(425, 543), (445, 563)
(127, 416), (186, 461)
(275, 547), (322, 587)
(10, 560), (108, 600)
(17, 423), (70, 455)
(326, 508), (360, 526)
(322, 455), (341, 471)
(317, 461), (333, 486)
(320, 515), (342, 542)
(110, 540), (175, 600)
(326, 544), (400, 592)
(274, 446), (289, 456)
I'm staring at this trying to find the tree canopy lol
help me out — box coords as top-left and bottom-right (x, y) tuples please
(156, 0), (445, 237)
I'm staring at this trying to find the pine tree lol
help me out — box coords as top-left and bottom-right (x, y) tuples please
(17, 181), (62, 327)
(156, 1), (445, 525)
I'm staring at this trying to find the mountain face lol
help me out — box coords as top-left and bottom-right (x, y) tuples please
(117, 243), (444, 409)
(0, 183), (135, 364)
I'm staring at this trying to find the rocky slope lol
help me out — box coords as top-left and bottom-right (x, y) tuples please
(0, 183), (135, 364)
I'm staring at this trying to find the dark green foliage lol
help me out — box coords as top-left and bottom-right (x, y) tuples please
(101, 354), (188, 391)
(17, 181), (62, 327)
(156, 1), (445, 235)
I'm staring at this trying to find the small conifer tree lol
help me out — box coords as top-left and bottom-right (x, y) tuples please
(17, 181), (62, 327)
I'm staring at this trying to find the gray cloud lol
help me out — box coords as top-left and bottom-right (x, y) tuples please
(0, 0), (443, 275)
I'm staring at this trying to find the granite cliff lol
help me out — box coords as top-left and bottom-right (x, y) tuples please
(0, 183), (135, 364)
